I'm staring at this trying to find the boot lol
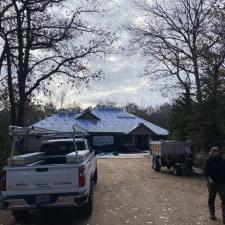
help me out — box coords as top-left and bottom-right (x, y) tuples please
(210, 215), (216, 220)
(222, 203), (225, 224)
(209, 203), (216, 220)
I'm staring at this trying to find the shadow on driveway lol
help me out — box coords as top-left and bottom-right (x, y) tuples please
(9, 208), (89, 225)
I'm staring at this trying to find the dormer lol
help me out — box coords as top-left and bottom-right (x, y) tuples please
(76, 110), (100, 120)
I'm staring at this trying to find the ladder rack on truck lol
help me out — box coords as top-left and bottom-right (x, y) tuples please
(8, 125), (88, 138)
(8, 125), (89, 166)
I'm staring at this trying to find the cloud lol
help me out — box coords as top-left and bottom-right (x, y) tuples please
(44, 0), (171, 108)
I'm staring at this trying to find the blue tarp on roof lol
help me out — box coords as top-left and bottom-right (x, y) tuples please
(32, 107), (168, 136)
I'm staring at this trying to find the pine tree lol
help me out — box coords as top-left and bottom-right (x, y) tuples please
(169, 91), (193, 141)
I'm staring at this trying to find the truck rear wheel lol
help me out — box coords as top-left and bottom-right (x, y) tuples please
(78, 185), (93, 217)
(12, 209), (29, 221)
(153, 157), (161, 172)
(92, 168), (98, 184)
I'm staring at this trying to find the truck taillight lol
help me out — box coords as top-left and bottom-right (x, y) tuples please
(0, 171), (6, 191)
(79, 165), (86, 187)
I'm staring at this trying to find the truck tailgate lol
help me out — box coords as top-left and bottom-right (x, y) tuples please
(5, 165), (79, 196)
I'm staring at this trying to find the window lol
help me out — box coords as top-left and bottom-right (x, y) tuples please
(41, 141), (85, 155)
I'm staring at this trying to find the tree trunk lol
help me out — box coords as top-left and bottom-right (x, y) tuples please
(16, 95), (26, 126)
(5, 41), (16, 125)
(192, 48), (202, 104)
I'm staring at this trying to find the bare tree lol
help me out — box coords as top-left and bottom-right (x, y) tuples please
(0, 0), (115, 126)
(200, 4), (225, 98)
(96, 99), (118, 108)
(129, 0), (222, 103)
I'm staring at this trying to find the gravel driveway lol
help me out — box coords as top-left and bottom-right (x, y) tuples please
(0, 157), (223, 225)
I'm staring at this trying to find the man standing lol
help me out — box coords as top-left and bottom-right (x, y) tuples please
(204, 146), (225, 224)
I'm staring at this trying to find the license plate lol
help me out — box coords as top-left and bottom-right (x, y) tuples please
(35, 195), (50, 204)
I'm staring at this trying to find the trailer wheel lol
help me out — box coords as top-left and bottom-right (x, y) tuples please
(173, 166), (182, 176)
(154, 157), (161, 172)
(152, 157), (155, 169)
(78, 185), (93, 217)
(167, 165), (171, 170)
(185, 167), (193, 176)
(12, 209), (29, 221)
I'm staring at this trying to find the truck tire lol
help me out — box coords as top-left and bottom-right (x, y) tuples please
(173, 166), (182, 176)
(79, 185), (93, 217)
(12, 209), (29, 221)
(92, 168), (98, 184)
(154, 157), (161, 172)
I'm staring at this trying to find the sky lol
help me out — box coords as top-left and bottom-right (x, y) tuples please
(46, 0), (171, 109)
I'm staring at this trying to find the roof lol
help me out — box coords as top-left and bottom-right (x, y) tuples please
(32, 108), (168, 136)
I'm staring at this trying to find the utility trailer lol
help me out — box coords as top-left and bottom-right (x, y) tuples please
(150, 141), (193, 176)
(0, 126), (97, 221)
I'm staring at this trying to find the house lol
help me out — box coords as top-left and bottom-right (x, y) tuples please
(29, 107), (168, 152)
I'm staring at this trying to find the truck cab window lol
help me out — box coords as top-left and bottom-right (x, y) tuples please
(41, 141), (86, 155)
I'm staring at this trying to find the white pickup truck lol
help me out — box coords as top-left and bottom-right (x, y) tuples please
(0, 127), (97, 221)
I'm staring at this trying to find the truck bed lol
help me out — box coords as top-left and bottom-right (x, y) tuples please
(7, 150), (90, 166)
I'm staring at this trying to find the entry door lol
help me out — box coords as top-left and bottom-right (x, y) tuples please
(135, 135), (149, 150)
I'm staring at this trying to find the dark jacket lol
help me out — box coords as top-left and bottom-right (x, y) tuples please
(203, 156), (225, 185)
